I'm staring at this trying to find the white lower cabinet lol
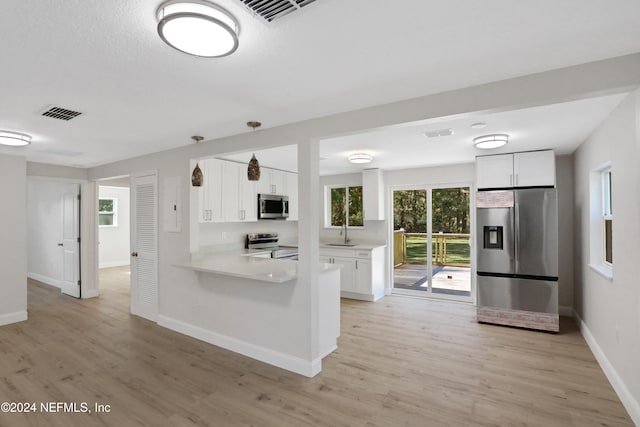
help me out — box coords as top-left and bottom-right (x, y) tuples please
(320, 246), (385, 301)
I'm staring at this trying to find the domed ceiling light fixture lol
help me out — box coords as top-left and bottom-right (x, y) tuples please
(0, 130), (31, 146)
(348, 153), (373, 164)
(156, 0), (239, 58)
(473, 134), (509, 149)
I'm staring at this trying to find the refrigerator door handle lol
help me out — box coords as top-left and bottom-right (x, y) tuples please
(514, 202), (519, 271)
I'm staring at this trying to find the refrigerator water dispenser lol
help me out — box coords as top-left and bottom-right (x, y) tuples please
(483, 226), (503, 249)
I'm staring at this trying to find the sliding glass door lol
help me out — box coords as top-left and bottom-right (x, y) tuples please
(392, 185), (471, 301)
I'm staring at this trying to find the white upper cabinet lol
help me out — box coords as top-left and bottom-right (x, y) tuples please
(221, 161), (257, 222)
(476, 150), (555, 189)
(257, 167), (287, 195)
(197, 159), (296, 223)
(362, 169), (385, 220)
(197, 159), (223, 223)
(476, 154), (515, 189)
(513, 150), (556, 187)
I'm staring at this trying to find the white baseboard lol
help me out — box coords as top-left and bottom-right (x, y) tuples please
(575, 311), (640, 425)
(157, 315), (322, 378)
(27, 272), (62, 289)
(99, 260), (130, 269)
(0, 311), (28, 326)
(558, 305), (573, 317)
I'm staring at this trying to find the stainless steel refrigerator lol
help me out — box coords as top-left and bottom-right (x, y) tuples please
(476, 188), (559, 332)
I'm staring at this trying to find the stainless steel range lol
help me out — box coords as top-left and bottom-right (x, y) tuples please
(245, 233), (298, 260)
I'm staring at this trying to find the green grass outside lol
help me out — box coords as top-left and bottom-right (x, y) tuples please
(405, 235), (470, 266)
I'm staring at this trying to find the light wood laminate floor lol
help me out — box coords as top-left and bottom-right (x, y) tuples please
(0, 268), (632, 426)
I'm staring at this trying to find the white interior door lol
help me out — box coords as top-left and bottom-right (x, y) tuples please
(61, 184), (81, 298)
(131, 172), (158, 321)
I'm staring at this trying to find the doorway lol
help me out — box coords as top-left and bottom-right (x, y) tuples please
(27, 178), (81, 298)
(392, 185), (472, 301)
(97, 177), (131, 300)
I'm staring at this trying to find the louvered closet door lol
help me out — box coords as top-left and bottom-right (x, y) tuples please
(131, 172), (158, 322)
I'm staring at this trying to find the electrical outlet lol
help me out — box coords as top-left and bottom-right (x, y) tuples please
(221, 231), (226, 240)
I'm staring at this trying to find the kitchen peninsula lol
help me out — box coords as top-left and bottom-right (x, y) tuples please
(170, 249), (340, 377)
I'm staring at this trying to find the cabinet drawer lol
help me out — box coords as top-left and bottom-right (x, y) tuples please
(355, 250), (371, 259)
(319, 248), (355, 258)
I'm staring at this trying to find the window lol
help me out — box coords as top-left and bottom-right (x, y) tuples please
(99, 198), (118, 227)
(589, 163), (612, 278)
(327, 185), (363, 227)
(602, 169), (612, 265)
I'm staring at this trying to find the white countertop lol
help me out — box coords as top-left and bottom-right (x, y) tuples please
(320, 242), (386, 250)
(174, 250), (340, 283)
(278, 242), (386, 250)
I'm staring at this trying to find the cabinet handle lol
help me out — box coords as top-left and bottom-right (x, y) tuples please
(509, 174), (513, 186)
(356, 260), (358, 269)
(515, 174), (519, 186)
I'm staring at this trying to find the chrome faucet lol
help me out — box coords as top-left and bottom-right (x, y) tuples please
(341, 223), (350, 244)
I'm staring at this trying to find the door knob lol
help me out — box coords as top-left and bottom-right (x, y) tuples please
(57, 243), (63, 247)
(131, 252), (138, 257)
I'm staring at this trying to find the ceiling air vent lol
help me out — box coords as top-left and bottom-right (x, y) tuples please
(41, 106), (83, 121)
(239, 0), (318, 23)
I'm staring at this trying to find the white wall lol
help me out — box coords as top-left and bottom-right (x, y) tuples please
(198, 221), (298, 250)
(573, 91), (640, 424)
(98, 186), (130, 268)
(0, 154), (27, 326)
(555, 155), (575, 313)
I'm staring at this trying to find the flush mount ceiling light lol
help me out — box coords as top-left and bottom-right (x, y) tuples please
(0, 130), (31, 146)
(156, 0), (239, 58)
(348, 153), (373, 164)
(473, 134), (509, 149)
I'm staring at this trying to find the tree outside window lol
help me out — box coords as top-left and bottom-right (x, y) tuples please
(329, 186), (363, 227)
(99, 198), (117, 227)
(603, 169), (612, 265)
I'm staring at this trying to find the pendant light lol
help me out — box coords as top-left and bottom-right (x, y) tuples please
(246, 121), (262, 181)
(191, 135), (204, 187)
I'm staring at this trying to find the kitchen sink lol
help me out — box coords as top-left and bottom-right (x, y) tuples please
(324, 243), (357, 247)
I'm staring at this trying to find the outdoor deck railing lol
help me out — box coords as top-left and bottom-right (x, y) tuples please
(393, 230), (471, 267)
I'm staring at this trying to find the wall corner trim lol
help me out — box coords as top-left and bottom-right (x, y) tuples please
(157, 315), (322, 378)
(0, 311), (28, 327)
(575, 311), (640, 425)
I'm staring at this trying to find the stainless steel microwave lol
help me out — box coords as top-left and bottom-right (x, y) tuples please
(258, 194), (289, 220)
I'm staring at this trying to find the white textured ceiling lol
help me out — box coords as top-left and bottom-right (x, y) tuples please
(1, 0), (640, 168)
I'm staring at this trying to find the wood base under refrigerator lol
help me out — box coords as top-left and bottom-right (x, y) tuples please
(477, 306), (559, 332)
